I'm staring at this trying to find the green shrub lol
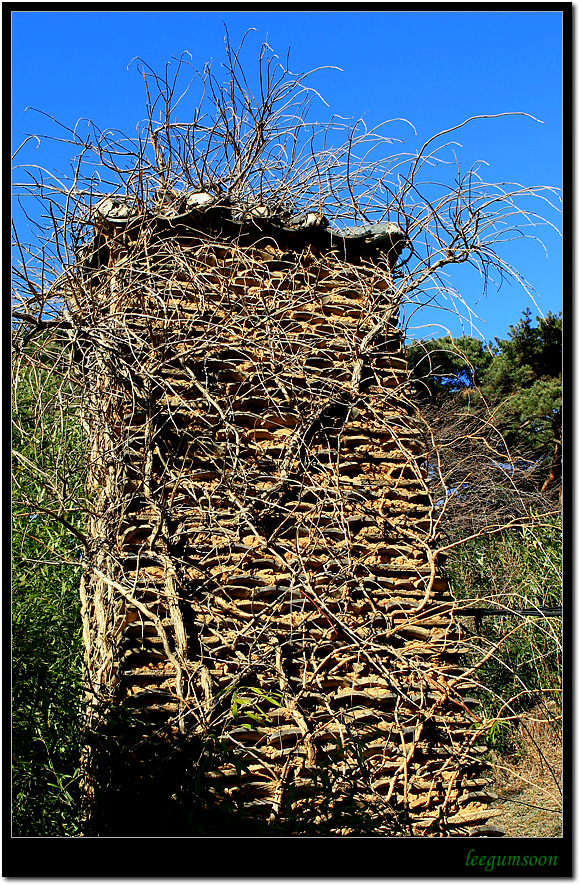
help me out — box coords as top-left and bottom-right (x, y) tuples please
(12, 342), (86, 835)
(446, 519), (562, 752)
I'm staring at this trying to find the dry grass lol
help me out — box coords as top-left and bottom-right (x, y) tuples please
(487, 702), (562, 838)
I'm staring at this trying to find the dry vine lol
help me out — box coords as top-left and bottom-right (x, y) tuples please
(12, 33), (561, 836)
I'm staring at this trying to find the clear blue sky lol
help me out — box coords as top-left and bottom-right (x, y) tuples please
(12, 8), (563, 343)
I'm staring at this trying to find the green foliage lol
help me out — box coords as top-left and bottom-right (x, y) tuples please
(12, 536), (83, 835)
(484, 719), (519, 756)
(446, 518), (562, 753)
(12, 337), (86, 836)
(407, 309), (562, 466)
(491, 308), (562, 386)
(482, 310), (562, 457)
(406, 311), (563, 761)
(448, 518), (562, 610)
(406, 334), (495, 399)
(229, 685), (285, 723)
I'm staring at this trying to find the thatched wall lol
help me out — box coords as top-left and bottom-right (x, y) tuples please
(70, 194), (499, 835)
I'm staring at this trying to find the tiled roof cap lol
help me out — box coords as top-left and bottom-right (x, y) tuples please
(90, 191), (408, 262)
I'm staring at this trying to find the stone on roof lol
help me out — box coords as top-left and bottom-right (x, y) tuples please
(90, 191), (408, 264)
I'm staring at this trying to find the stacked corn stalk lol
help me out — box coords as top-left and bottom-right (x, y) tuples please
(69, 196), (500, 835)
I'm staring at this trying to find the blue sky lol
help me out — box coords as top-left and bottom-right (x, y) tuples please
(12, 8), (563, 343)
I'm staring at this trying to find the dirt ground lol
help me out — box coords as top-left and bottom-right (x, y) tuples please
(485, 704), (562, 838)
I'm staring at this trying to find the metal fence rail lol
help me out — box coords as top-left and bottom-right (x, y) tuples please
(456, 606), (562, 619)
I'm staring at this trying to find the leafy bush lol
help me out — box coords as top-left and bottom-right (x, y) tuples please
(12, 527), (83, 835)
(12, 341), (86, 835)
(445, 519), (562, 753)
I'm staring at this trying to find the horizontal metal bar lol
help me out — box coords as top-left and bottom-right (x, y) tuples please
(456, 607), (561, 619)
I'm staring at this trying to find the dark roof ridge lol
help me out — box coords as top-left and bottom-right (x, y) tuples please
(87, 191), (408, 265)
